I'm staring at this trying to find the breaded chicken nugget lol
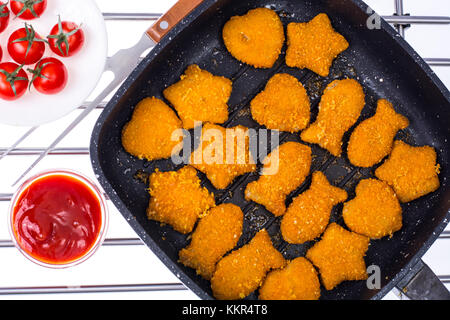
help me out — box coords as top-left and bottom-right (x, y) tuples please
(163, 65), (231, 129)
(190, 123), (257, 189)
(286, 13), (349, 77)
(281, 171), (348, 244)
(147, 167), (215, 234)
(211, 229), (286, 300)
(223, 8), (284, 68)
(122, 97), (183, 161)
(250, 73), (311, 133)
(348, 99), (409, 167)
(301, 79), (365, 156)
(306, 223), (369, 291)
(343, 179), (402, 239)
(375, 141), (440, 203)
(179, 203), (243, 280)
(259, 257), (321, 300)
(245, 141), (312, 216)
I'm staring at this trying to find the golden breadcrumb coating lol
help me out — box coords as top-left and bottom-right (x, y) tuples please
(343, 179), (402, 239)
(121, 97), (183, 161)
(163, 65), (231, 129)
(211, 229), (286, 300)
(286, 13), (349, 77)
(245, 141), (312, 216)
(223, 8), (285, 68)
(348, 99), (409, 167)
(306, 223), (369, 291)
(179, 203), (243, 280)
(375, 140), (440, 203)
(259, 257), (321, 300)
(147, 167), (215, 234)
(250, 73), (311, 133)
(301, 79), (365, 156)
(189, 123), (257, 189)
(281, 171), (347, 244)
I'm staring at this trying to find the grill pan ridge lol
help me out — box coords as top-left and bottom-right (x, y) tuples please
(91, 0), (450, 300)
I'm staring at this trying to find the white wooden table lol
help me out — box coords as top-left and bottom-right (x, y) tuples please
(0, 0), (448, 300)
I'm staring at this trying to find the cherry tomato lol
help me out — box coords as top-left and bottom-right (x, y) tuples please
(0, 62), (29, 100)
(0, 1), (9, 33)
(0, 46), (2, 62)
(8, 23), (46, 65)
(29, 57), (68, 95)
(10, 0), (47, 20)
(47, 16), (84, 57)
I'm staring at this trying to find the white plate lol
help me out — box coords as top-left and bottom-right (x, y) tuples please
(0, 0), (107, 126)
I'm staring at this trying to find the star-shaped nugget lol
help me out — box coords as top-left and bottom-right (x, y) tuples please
(306, 223), (369, 291)
(286, 13), (349, 77)
(375, 141), (440, 203)
(163, 65), (232, 129)
(147, 167), (216, 234)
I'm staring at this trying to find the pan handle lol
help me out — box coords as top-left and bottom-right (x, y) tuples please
(395, 259), (450, 300)
(146, 0), (204, 43)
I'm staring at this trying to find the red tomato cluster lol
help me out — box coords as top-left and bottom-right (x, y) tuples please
(0, 0), (85, 101)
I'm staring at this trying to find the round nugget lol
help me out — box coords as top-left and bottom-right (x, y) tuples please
(147, 167), (216, 234)
(122, 97), (183, 161)
(259, 257), (321, 300)
(223, 8), (285, 68)
(250, 73), (311, 133)
(343, 179), (402, 239)
(375, 140), (440, 203)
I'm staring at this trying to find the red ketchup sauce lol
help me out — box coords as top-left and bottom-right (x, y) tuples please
(12, 174), (103, 265)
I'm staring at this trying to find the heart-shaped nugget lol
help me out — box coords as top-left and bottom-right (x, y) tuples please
(223, 8), (285, 68)
(343, 179), (402, 239)
(122, 97), (183, 161)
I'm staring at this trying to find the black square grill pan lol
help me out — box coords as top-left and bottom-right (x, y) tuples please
(90, 0), (450, 300)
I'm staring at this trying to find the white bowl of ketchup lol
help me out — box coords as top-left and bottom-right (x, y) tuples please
(8, 169), (108, 268)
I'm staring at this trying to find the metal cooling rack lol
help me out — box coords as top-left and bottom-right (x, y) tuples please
(0, 0), (448, 298)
